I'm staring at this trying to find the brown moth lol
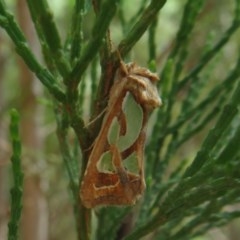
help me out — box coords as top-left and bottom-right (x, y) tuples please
(80, 61), (162, 208)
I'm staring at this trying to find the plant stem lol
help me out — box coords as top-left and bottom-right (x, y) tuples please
(0, 1), (66, 102)
(8, 109), (24, 240)
(118, 0), (167, 57)
(26, 0), (70, 77)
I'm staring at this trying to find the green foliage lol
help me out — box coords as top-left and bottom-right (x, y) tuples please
(8, 109), (23, 240)
(1, 0), (240, 239)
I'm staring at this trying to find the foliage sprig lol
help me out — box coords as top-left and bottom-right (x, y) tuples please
(8, 109), (23, 240)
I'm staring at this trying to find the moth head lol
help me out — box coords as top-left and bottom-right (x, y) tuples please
(126, 63), (162, 110)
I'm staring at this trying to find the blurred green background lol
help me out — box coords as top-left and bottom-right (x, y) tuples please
(0, 0), (240, 239)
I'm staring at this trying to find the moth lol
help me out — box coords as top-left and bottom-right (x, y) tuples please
(80, 61), (162, 208)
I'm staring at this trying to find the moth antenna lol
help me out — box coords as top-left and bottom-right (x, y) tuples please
(85, 107), (107, 128)
(116, 48), (122, 61)
(115, 49), (128, 75)
(84, 138), (96, 152)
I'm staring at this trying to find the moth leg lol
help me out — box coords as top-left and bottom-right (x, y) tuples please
(134, 132), (146, 180)
(110, 144), (129, 184)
